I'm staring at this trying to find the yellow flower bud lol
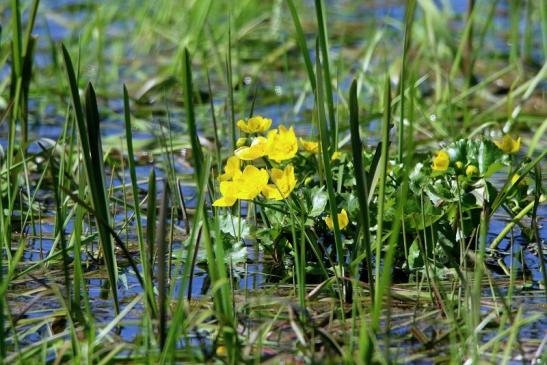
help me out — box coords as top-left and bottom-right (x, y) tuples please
(465, 165), (478, 176)
(324, 209), (349, 231)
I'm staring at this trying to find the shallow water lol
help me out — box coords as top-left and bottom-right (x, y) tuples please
(1, 0), (546, 361)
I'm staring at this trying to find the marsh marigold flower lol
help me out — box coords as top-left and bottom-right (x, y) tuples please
(235, 136), (269, 160)
(237, 116), (272, 134)
(233, 165), (269, 200)
(266, 125), (298, 161)
(432, 150), (449, 172)
(324, 208), (349, 231)
(494, 135), (520, 154)
(300, 138), (319, 154)
(262, 165), (297, 200)
(219, 156), (241, 181)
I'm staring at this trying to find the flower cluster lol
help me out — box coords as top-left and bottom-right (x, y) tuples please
(431, 134), (520, 174)
(213, 116), (299, 207)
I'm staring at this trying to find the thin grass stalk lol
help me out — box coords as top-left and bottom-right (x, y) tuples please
(226, 25), (236, 151)
(347, 79), (373, 300)
(397, 0), (416, 162)
(471, 209), (489, 363)
(182, 48), (204, 171)
(161, 163), (210, 363)
(286, 0), (316, 91)
(156, 181), (169, 350)
(531, 165), (547, 299)
(541, 0), (547, 59)
(146, 170), (157, 283)
(123, 85), (157, 319)
(50, 162), (72, 314)
(315, 42), (345, 299)
(361, 77), (391, 362)
(373, 77), (391, 294)
(314, 0), (337, 149)
(206, 71), (222, 170)
(463, 0), (475, 85)
(10, 0), (22, 83)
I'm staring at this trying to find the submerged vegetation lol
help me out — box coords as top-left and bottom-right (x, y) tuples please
(1, 0), (546, 363)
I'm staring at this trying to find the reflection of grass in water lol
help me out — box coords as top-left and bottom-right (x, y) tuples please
(1, 0), (547, 363)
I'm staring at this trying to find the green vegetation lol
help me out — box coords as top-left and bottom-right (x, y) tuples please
(1, 0), (546, 363)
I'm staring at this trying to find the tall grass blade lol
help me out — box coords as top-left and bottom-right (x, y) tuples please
(123, 86), (157, 317)
(397, 0), (416, 162)
(61, 44), (119, 313)
(146, 169), (157, 282)
(85, 83), (119, 310)
(315, 41), (345, 297)
(182, 48), (204, 172)
(314, 0), (337, 149)
(348, 79), (373, 298)
(286, 0), (316, 91)
(156, 181), (169, 350)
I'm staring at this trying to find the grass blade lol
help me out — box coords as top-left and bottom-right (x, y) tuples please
(314, 0), (337, 149)
(286, 0), (316, 91)
(348, 79), (373, 299)
(61, 44), (119, 313)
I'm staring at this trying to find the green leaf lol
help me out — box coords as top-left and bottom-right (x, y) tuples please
(309, 187), (328, 217)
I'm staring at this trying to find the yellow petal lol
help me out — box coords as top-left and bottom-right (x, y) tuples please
(219, 156), (241, 181)
(234, 165), (269, 200)
(212, 196), (237, 207)
(262, 184), (283, 200)
(234, 137), (268, 160)
(494, 135), (520, 154)
(263, 165), (296, 200)
(300, 138), (319, 154)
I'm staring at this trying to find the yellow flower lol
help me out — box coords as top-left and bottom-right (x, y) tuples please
(236, 116), (272, 133)
(266, 125), (298, 162)
(219, 156), (241, 181)
(212, 181), (238, 207)
(331, 151), (342, 161)
(455, 161), (463, 169)
(432, 150), (449, 172)
(233, 165), (269, 200)
(494, 135), (520, 154)
(234, 137), (268, 160)
(262, 165), (296, 200)
(300, 138), (319, 154)
(465, 164), (479, 176)
(324, 208), (349, 231)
